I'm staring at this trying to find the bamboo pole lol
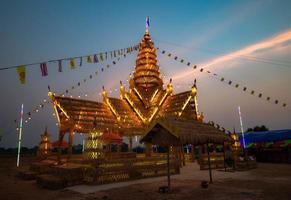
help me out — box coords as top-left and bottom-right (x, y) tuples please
(16, 103), (24, 167)
(206, 143), (213, 183)
(223, 142), (227, 172)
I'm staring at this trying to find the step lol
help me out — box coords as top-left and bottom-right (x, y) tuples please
(17, 169), (38, 180)
(36, 174), (66, 190)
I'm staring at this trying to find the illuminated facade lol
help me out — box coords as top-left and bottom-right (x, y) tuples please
(49, 28), (205, 159)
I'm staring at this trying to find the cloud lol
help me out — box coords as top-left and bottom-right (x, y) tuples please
(172, 29), (291, 81)
(202, 29), (291, 68)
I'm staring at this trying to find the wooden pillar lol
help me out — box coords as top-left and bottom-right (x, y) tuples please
(145, 143), (152, 157)
(68, 129), (74, 159)
(206, 143), (213, 183)
(223, 142), (227, 172)
(117, 144), (122, 152)
(232, 146), (237, 170)
(191, 144), (195, 162)
(181, 145), (185, 166)
(129, 136), (133, 152)
(167, 146), (171, 191)
(57, 132), (64, 164)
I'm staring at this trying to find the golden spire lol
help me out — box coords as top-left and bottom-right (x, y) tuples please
(132, 21), (163, 90)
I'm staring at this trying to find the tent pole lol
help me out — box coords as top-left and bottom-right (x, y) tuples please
(167, 145), (171, 191)
(207, 143), (213, 183)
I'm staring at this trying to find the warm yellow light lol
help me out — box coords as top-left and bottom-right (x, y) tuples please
(159, 92), (168, 106)
(150, 89), (159, 102)
(125, 94), (146, 123)
(56, 103), (69, 118)
(194, 96), (199, 115)
(191, 86), (197, 96)
(178, 95), (192, 117)
(148, 107), (159, 122)
(106, 98), (121, 121)
(134, 88), (143, 101)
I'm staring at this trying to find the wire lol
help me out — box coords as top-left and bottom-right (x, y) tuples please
(0, 43), (138, 71)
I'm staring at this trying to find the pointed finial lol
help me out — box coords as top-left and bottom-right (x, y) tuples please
(44, 126), (48, 136)
(146, 16), (150, 32)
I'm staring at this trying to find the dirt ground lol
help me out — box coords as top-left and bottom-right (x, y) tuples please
(0, 156), (291, 200)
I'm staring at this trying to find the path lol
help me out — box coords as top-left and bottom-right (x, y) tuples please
(67, 162), (252, 194)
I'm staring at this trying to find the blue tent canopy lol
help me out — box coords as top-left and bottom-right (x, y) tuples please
(239, 129), (291, 146)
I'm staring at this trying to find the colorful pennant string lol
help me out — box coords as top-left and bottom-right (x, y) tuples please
(157, 48), (288, 109)
(11, 46), (139, 131)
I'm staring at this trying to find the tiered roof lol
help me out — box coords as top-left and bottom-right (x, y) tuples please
(49, 29), (227, 142)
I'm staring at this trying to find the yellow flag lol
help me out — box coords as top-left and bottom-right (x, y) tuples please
(87, 56), (92, 63)
(70, 58), (75, 69)
(17, 65), (26, 84)
(100, 53), (104, 62)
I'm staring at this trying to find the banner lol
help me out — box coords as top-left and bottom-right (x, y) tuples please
(40, 63), (48, 76)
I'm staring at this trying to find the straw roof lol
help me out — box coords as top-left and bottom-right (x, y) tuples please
(141, 117), (232, 146)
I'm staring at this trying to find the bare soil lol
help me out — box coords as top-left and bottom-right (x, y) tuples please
(0, 156), (290, 200)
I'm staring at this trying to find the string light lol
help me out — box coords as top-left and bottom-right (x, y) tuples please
(8, 46), (139, 131)
(158, 48), (288, 109)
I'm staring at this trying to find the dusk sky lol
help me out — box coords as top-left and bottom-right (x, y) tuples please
(1, 0), (291, 148)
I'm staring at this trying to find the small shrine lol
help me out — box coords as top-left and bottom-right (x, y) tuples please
(37, 127), (51, 157)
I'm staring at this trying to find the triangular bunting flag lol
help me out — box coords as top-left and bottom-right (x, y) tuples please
(87, 56), (92, 63)
(94, 54), (99, 63)
(16, 65), (26, 84)
(40, 63), (48, 76)
(70, 58), (75, 69)
(100, 53), (104, 62)
(58, 60), (62, 72)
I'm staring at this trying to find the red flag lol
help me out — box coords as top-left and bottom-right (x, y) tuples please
(40, 63), (48, 76)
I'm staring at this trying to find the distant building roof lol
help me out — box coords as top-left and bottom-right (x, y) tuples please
(239, 129), (291, 145)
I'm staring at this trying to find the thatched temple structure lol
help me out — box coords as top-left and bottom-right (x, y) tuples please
(48, 25), (231, 161)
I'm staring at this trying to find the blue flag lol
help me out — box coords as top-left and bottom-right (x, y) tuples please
(146, 17), (150, 30)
